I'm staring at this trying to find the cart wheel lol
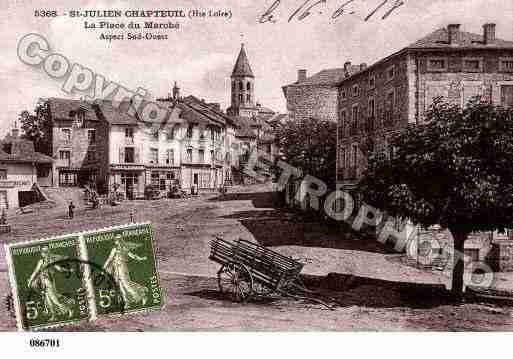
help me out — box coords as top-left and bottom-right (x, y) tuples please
(217, 263), (253, 303)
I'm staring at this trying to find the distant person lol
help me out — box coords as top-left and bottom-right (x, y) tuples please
(68, 201), (75, 219)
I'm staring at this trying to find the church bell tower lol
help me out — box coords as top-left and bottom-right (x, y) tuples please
(227, 43), (255, 117)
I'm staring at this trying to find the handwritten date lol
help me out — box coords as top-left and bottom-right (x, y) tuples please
(259, 0), (405, 23)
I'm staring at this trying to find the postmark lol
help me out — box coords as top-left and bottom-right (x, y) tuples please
(82, 223), (163, 317)
(5, 235), (90, 331)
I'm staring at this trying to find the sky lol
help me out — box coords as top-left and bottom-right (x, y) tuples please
(1, 0), (513, 136)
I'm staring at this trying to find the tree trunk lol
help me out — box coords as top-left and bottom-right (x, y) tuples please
(450, 230), (468, 302)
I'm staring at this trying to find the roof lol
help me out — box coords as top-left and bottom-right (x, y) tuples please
(231, 44), (254, 78)
(46, 98), (98, 121)
(408, 27), (513, 49)
(93, 100), (139, 125)
(285, 65), (361, 87)
(0, 136), (53, 164)
(336, 26), (513, 85)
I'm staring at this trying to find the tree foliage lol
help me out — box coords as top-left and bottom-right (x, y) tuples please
(20, 99), (52, 154)
(359, 98), (513, 298)
(274, 117), (337, 187)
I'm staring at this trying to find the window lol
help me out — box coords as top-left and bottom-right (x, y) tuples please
(239, 94), (243, 102)
(247, 94), (251, 102)
(351, 105), (358, 133)
(125, 127), (134, 138)
(166, 149), (174, 165)
(341, 89), (347, 100)
(501, 85), (513, 107)
(339, 148), (346, 169)
(339, 110), (347, 137)
(369, 75), (376, 89)
(210, 150), (214, 163)
(427, 58), (447, 71)
(166, 127), (175, 140)
(59, 150), (70, 160)
(368, 98), (375, 117)
(352, 144), (358, 166)
(352, 85), (359, 97)
(386, 90), (395, 109)
(75, 112), (85, 128)
(0, 169), (6, 179)
(151, 172), (159, 186)
(247, 82), (251, 91)
(463, 58), (482, 72)
(387, 65), (396, 80)
(239, 81), (243, 91)
(152, 129), (159, 141)
(61, 128), (71, 142)
(87, 129), (96, 145)
(198, 149), (205, 163)
(149, 148), (158, 164)
(87, 151), (96, 161)
(186, 124), (194, 139)
(186, 149), (192, 162)
(124, 147), (135, 163)
(500, 58), (513, 72)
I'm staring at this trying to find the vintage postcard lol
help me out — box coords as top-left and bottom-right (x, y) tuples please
(5, 236), (90, 330)
(1, 0), (513, 350)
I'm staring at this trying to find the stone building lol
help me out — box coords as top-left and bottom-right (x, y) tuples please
(282, 64), (362, 122)
(44, 98), (109, 187)
(337, 23), (513, 190)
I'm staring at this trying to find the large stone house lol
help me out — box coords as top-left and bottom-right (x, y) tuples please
(337, 23), (513, 191)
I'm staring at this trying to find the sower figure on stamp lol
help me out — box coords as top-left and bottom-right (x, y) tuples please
(27, 246), (75, 320)
(68, 201), (75, 219)
(103, 234), (149, 310)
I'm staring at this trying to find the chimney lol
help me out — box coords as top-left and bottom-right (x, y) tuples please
(360, 63), (367, 71)
(172, 81), (180, 100)
(447, 24), (461, 45)
(297, 69), (307, 82)
(483, 23), (496, 44)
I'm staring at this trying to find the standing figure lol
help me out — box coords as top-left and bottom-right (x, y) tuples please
(27, 246), (75, 320)
(103, 235), (148, 309)
(68, 201), (75, 219)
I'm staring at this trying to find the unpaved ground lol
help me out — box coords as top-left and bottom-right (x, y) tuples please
(1, 184), (513, 331)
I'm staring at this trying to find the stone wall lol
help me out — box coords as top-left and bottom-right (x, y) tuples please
(284, 84), (339, 122)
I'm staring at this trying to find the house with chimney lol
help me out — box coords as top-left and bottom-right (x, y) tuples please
(282, 63), (365, 122)
(337, 23), (513, 190)
(0, 125), (54, 209)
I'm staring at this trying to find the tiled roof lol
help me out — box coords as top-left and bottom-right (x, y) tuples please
(46, 98), (98, 121)
(0, 137), (53, 164)
(93, 100), (139, 125)
(407, 28), (513, 49)
(286, 65), (362, 87)
(181, 96), (230, 126)
(232, 44), (254, 78)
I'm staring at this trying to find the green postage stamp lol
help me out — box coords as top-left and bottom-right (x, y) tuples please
(82, 223), (163, 318)
(5, 235), (90, 330)
(5, 222), (162, 331)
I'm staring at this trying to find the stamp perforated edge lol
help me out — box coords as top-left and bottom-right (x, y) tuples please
(4, 221), (164, 330)
(4, 233), (88, 331)
(78, 222), (165, 319)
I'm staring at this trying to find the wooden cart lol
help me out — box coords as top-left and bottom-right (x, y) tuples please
(209, 237), (335, 309)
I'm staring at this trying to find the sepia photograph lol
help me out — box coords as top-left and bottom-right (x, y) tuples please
(1, 0), (513, 356)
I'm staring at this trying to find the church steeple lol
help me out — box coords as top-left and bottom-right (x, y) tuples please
(228, 43), (255, 116)
(231, 43), (254, 78)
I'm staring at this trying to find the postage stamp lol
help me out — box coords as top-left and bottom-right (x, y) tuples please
(5, 235), (90, 331)
(81, 223), (163, 318)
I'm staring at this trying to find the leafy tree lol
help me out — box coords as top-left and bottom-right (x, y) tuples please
(359, 99), (513, 300)
(19, 99), (52, 154)
(274, 117), (337, 187)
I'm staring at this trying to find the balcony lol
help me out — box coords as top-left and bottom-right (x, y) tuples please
(125, 136), (135, 145)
